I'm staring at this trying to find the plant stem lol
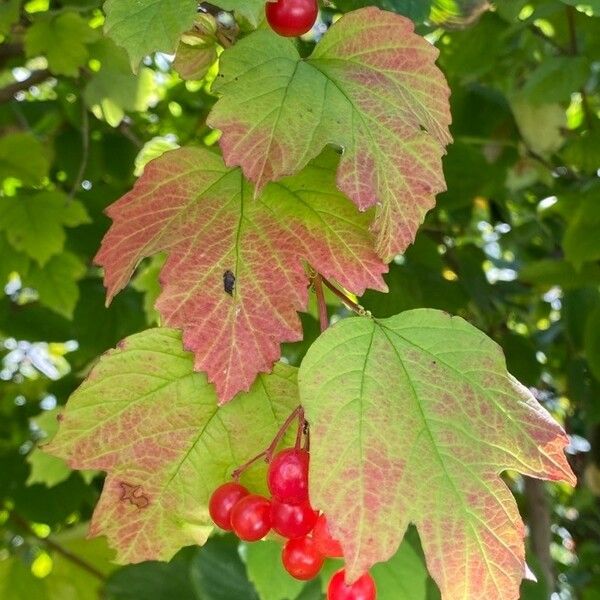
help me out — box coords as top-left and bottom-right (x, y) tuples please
(8, 512), (107, 581)
(0, 69), (52, 103)
(566, 5), (578, 55)
(564, 5), (595, 130)
(320, 277), (370, 317)
(69, 102), (90, 198)
(313, 274), (329, 332)
(231, 406), (306, 479)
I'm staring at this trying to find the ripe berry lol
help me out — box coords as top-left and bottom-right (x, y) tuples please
(270, 498), (318, 539)
(265, 0), (318, 38)
(327, 570), (377, 600)
(282, 535), (324, 580)
(230, 494), (271, 541)
(208, 482), (249, 531)
(268, 448), (309, 505)
(313, 514), (343, 557)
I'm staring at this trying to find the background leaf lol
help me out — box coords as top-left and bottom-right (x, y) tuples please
(103, 0), (197, 69)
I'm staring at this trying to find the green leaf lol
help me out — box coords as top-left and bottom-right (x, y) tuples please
(131, 254), (165, 325)
(510, 98), (566, 156)
(319, 536), (428, 599)
(585, 306), (600, 381)
(0, 233), (30, 285)
(0, 192), (90, 266)
(103, 0), (197, 70)
(46, 529), (116, 599)
(560, 0), (600, 14)
(244, 540), (305, 600)
(46, 328), (300, 562)
(335, 0), (432, 21)
(521, 57), (590, 105)
(95, 146), (386, 402)
(25, 252), (87, 318)
(208, 7), (452, 260)
(370, 538), (428, 599)
(27, 409), (97, 487)
(519, 259), (600, 289)
(190, 536), (259, 600)
(25, 11), (99, 77)
(563, 188), (600, 268)
(298, 310), (574, 598)
(0, 133), (51, 186)
(212, 0), (265, 27)
(500, 332), (542, 387)
(0, 557), (49, 600)
(562, 130), (600, 175)
(429, 0), (490, 27)
(105, 548), (201, 600)
(173, 14), (220, 81)
(85, 38), (157, 127)
(0, 530), (114, 600)
(0, 0), (20, 36)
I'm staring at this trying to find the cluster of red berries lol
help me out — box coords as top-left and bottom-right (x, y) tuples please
(265, 0), (318, 38)
(209, 447), (376, 599)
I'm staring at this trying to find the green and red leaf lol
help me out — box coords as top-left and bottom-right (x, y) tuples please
(95, 147), (387, 402)
(208, 7), (452, 259)
(298, 310), (575, 599)
(45, 328), (299, 563)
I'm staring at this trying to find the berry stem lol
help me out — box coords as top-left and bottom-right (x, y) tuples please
(320, 276), (371, 317)
(313, 273), (329, 332)
(232, 405), (306, 480)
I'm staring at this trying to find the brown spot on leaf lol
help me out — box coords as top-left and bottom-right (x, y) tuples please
(119, 482), (150, 509)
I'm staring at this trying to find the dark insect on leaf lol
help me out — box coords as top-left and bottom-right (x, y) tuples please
(223, 270), (235, 295)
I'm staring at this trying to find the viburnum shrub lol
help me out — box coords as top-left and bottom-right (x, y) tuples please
(43, 2), (577, 599)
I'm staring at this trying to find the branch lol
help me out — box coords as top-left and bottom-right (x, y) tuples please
(565, 5), (595, 130)
(527, 23), (568, 54)
(313, 274), (329, 332)
(8, 512), (107, 582)
(320, 276), (371, 317)
(70, 103), (90, 198)
(0, 69), (52, 103)
(524, 478), (555, 594)
(566, 5), (578, 55)
(0, 42), (24, 66)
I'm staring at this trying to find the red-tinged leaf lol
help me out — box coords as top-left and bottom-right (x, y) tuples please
(95, 147), (387, 402)
(45, 328), (300, 563)
(207, 7), (452, 259)
(298, 309), (575, 599)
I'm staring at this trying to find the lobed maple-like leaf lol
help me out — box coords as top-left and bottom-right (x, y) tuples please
(46, 328), (300, 563)
(95, 146), (387, 402)
(103, 0), (197, 70)
(0, 192), (90, 266)
(298, 309), (575, 599)
(214, 0), (265, 27)
(207, 7), (452, 259)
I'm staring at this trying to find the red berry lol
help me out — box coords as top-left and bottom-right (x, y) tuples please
(313, 514), (343, 557)
(208, 482), (249, 531)
(265, 0), (318, 37)
(327, 570), (376, 600)
(268, 448), (309, 505)
(270, 498), (318, 539)
(281, 536), (324, 580)
(230, 494), (271, 541)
